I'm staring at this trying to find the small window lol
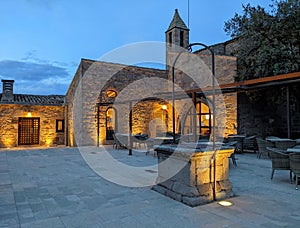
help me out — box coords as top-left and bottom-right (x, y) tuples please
(169, 32), (172, 46)
(180, 31), (184, 47)
(106, 89), (117, 98)
(56, 120), (64, 132)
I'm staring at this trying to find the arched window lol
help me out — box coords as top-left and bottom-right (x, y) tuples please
(196, 102), (211, 136)
(180, 31), (184, 47)
(169, 32), (172, 46)
(106, 107), (117, 140)
(183, 101), (212, 137)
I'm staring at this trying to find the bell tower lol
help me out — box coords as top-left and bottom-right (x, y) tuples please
(166, 9), (189, 69)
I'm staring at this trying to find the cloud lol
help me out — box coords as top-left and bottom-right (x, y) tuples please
(0, 59), (71, 95)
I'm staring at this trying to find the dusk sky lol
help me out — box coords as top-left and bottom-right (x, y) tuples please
(0, 0), (271, 95)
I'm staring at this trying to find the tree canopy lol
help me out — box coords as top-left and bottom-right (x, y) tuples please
(224, 0), (300, 81)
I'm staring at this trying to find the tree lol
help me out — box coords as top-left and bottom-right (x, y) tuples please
(224, 0), (300, 81)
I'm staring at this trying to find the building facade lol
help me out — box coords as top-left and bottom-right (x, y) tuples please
(0, 9), (239, 148)
(0, 80), (65, 148)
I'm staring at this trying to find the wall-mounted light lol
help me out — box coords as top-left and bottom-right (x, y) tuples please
(26, 112), (32, 117)
(162, 105), (167, 110)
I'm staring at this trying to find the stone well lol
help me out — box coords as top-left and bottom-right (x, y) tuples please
(153, 144), (234, 207)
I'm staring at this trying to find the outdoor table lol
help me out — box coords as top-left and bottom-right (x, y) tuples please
(266, 138), (296, 150)
(153, 136), (174, 144)
(228, 135), (246, 153)
(266, 138), (295, 142)
(286, 148), (300, 153)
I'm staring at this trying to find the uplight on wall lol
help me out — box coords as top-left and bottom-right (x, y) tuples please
(162, 105), (167, 110)
(26, 112), (32, 117)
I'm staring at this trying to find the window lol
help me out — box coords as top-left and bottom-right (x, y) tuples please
(196, 102), (211, 136)
(56, 119), (64, 132)
(180, 31), (184, 47)
(183, 101), (212, 137)
(169, 32), (172, 46)
(106, 89), (117, 98)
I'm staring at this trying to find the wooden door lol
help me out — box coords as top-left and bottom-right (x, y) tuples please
(18, 117), (40, 145)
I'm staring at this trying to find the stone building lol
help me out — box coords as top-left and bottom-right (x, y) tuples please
(65, 9), (238, 147)
(0, 80), (65, 148)
(0, 9), (239, 148)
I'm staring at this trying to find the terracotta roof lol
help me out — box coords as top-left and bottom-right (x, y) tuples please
(166, 9), (189, 32)
(0, 94), (65, 105)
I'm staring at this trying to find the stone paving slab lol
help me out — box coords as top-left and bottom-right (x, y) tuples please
(0, 146), (300, 227)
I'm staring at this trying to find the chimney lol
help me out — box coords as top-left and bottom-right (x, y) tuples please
(1, 80), (15, 102)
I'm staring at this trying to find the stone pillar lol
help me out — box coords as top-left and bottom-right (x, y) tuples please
(153, 145), (234, 207)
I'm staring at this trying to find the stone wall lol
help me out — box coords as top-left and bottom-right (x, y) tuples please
(67, 44), (238, 147)
(0, 104), (65, 148)
(66, 59), (168, 146)
(166, 50), (237, 138)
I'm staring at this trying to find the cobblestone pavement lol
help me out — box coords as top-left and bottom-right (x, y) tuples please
(0, 146), (299, 227)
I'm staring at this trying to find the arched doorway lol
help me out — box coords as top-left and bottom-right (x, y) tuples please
(183, 100), (212, 139)
(106, 107), (116, 140)
(149, 103), (169, 137)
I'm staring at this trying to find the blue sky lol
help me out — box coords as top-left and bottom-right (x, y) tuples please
(0, 0), (272, 95)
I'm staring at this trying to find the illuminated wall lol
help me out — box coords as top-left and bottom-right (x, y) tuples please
(0, 104), (65, 148)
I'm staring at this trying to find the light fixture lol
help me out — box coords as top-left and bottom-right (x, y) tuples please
(218, 200), (233, 207)
(106, 90), (117, 98)
(26, 112), (32, 117)
(205, 114), (210, 120)
(162, 105), (167, 110)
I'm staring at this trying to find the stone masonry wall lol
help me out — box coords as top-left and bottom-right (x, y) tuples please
(167, 51), (237, 137)
(66, 60), (168, 146)
(0, 104), (65, 148)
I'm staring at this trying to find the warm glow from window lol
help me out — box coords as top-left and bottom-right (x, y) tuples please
(26, 112), (32, 117)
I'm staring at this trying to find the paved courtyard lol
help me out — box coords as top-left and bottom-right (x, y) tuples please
(0, 146), (300, 227)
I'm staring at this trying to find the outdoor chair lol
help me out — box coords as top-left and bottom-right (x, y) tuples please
(145, 139), (155, 156)
(256, 138), (273, 159)
(223, 140), (238, 167)
(227, 136), (242, 153)
(113, 134), (128, 149)
(266, 147), (292, 183)
(243, 135), (257, 153)
(132, 133), (148, 149)
(274, 140), (297, 150)
(289, 153), (300, 190)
